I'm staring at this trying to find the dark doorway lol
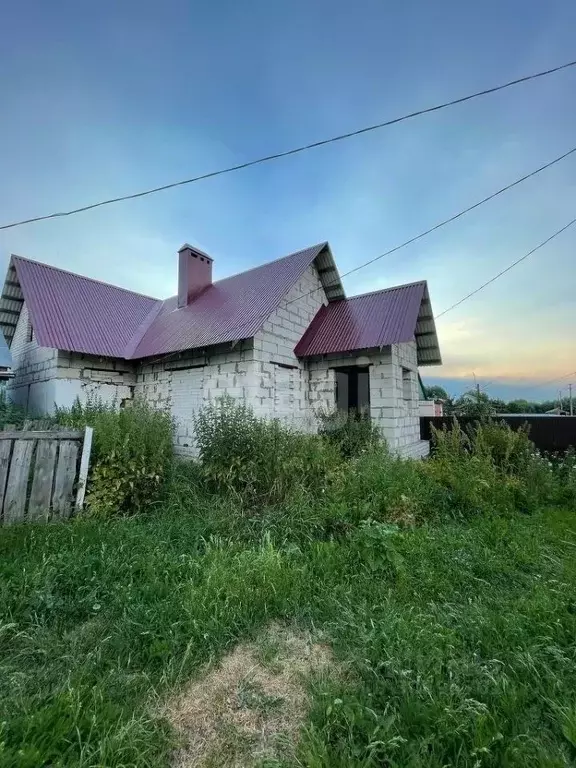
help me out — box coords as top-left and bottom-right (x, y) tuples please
(335, 366), (370, 415)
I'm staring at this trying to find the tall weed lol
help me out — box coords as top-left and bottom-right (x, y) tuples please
(317, 408), (381, 458)
(193, 396), (342, 506)
(55, 397), (174, 516)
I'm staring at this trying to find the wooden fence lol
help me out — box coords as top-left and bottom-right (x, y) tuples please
(0, 427), (93, 524)
(421, 416), (576, 453)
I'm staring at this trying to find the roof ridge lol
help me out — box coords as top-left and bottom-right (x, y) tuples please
(345, 280), (427, 302)
(11, 255), (160, 302)
(213, 241), (329, 285)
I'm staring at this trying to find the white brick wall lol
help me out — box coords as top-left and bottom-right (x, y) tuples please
(134, 341), (257, 456)
(253, 263), (327, 429)
(302, 342), (426, 455)
(7, 303), (59, 413)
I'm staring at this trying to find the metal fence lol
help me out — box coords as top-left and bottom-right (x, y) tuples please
(0, 426), (93, 524)
(421, 416), (576, 454)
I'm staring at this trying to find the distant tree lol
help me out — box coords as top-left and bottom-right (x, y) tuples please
(490, 398), (507, 413)
(452, 389), (495, 418)
(503, 399), (536, 414)
(423, 385), (449, 401)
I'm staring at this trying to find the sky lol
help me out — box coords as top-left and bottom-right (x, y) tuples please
(0, 0), (575, 401)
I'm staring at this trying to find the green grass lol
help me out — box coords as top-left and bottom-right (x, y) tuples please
(1, 505), (576, 767)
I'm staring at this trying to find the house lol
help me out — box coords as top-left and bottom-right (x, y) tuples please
(418, 375), (444, 417)
(1, 242), (441, 457)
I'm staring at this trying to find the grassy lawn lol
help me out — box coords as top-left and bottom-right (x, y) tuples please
(1, 504), (576, 767)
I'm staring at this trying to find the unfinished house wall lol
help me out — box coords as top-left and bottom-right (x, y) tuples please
(8, 303), (137, 413)
(303, 342), (428, 457)
(7, 303), (59, 413)
(53, 351), (136, 408)
(134, 340), (256, 456)
(253, 263), (327, 429)
(370, 342), (427, 457)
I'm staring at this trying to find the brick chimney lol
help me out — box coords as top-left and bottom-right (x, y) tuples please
(177, 244), (213, 308)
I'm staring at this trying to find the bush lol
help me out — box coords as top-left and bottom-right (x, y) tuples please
(0, 388), (27, 428)
(55, 397), (174, 516)
(552, 447), (576, 506)
(317, 408), (381, 458)
(193, 396), (342, 506)
(324, 445), (447, 527)
(428, 420), (561, 515)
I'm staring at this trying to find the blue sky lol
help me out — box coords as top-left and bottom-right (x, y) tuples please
(1, 0), (575, 400)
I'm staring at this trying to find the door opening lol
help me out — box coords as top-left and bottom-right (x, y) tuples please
(335, 366), (370, 416)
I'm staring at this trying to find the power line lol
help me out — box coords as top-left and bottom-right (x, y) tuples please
(515, 370), (576, 394)
(172, 144), (575, 355)
(435, 216), (576, 318)
(279, 145), (576, 307)
(2, 59), (576, 232)
(148, 147), (576, 367)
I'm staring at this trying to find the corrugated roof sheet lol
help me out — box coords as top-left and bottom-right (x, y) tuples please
(130, 243), (329, 359)
(10, 243), (334, 360)
(12, 257), (160, 358)
(294, 281), (427, 357)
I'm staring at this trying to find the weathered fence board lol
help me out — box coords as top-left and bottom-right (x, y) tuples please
(0, 430), (83, 440)
(53, 441), (80, 517)
(28, 440), (58, 521)
(75, 426), (93, 510)
(0, 440), (12, 514)
(0, 427), (92, 524)
(4, 440), (35, 523)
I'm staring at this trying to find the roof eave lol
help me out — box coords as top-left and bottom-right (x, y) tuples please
(414, 283), (442, 366)
(314, 243), (345, 302)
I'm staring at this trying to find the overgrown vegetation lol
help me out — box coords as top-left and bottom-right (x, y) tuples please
(55, 397), (174, 516)
(194, 396), (342, 506)
(317, 407), (380, 458)
(0, 388), (27, 429)
(1, 398), (576, 766)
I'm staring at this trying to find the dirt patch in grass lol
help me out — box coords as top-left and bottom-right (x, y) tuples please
(164, 624), (333, 767)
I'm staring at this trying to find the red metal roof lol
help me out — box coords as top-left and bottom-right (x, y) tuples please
(13, 257), (159, 358)
(294, 281), (427, 357)
(11, 243), (331, 360)
(129, 243), (329, 358)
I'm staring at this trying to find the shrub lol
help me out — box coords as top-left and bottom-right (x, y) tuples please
(55, 397), (174, 516)
(473, 420), (533, 474)
(193, 396), (342, 506)
(324, 445), (448, 527)
(429, 420), (562, 515)
(552, 447), (576, 506)
(0, 388), (27, 428)
(317, 408), (381, 458)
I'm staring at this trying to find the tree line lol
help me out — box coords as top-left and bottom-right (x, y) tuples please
(423, 385), (572, 418)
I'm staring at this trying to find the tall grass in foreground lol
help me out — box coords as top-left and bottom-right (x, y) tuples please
(1, 508), (575, 766)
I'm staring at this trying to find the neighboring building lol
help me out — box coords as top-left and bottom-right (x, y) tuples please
(419, 399), (443, 417)
(1, 242), (441, 457)
(418, 376), (444, 417)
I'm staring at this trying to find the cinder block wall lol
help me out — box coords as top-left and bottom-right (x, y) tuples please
(134, 341), (257, 456)
(302, 342), (427, 455)
(7, 304), (59, 412)
(252, 263), (327, 429)
(8, 302), (137, 413)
